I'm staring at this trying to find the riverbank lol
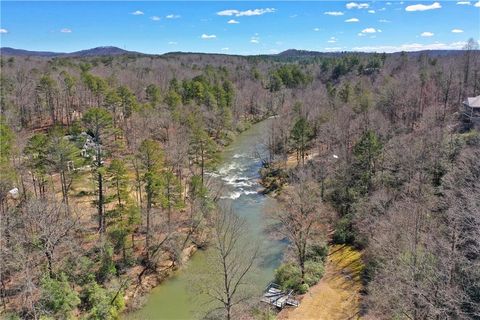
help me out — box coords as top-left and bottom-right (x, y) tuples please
(123, 117), (287, 319)
(278, 244), (364, 320)
(259, 149), (318, 195)
(259, 147), (365, 319)
(120, 116), (281, 313)
(122, 244), (198, 311)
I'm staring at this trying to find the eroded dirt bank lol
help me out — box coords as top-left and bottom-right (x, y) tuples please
(278, 245), (364, 320)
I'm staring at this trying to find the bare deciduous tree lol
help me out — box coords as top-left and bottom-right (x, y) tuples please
(273, 171), (329, 280)
(193, 206), (259, 320)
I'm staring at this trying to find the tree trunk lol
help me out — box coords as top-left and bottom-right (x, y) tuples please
(45, 250), (54, 277)
(145, 193), (152, 261)
(98, 171), (104, 233)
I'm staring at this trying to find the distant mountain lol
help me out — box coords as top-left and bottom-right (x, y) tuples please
(69, 46), (139, 57)
(0, 46), (140, 57)
(0, 47), (62, 57)
(0, 46), (466, 59)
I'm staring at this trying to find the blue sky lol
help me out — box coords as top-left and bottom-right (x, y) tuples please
(1, 1), (479, 54)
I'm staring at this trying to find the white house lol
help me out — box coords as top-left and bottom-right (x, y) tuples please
(462, 95), (480, 128)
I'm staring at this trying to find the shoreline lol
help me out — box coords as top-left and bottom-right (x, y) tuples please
(121, 115), (272, 315)
(123, 245), (199, 313)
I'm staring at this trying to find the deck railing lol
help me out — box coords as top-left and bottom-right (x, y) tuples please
(261, 283), (300, 309)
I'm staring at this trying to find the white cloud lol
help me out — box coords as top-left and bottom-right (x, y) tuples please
(168, 41), (177, 45)
(324, 11), (344, 16)
(150, 16), (161, 21)
(166, 14), (180, 19)
(368, 10), (376, 13)
(475, 1), (480, 7)
(386, 2), (392, 4)
(0, 28), (8, 34)
(345, 18), (359, 22)
(379, 19), (391, 22)
(421, 31), (434, 37)
(239, 8), (276, 16)
(250, 35), (260, 44)
(217, 8), (276, 17)
(327, 36), (337, 43)
(456, 1), (471, 4)
(346, 2), (370, 9)
(60, 28), (72, 33)
(361, 27), (378, 33)
(452, 28), (464, 33)
(221, 47), (229, 51)
(352, 41), (472, 52)
(201, 34), (216, 39)
(313, 27), (320, 31)
(131, 10), (144, 15)
(405, 2), (441, 11)
(217, 9), (239, 16)
(227, 19), (239, 24)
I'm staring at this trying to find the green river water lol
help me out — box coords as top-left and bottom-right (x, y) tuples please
(125, 119), (286, 320)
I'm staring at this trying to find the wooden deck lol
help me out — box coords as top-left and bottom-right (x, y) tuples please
(261, 283), (299, 309)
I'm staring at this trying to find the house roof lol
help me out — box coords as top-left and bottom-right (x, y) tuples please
(465, 95), (480, 108)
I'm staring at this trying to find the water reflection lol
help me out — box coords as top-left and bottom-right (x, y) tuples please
(125, 120), (286, 320)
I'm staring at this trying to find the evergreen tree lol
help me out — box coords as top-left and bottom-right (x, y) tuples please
(82, 108), (113, 233)
(291, 116), (313, 166)
(159, 170), (183, 225)
(47, 128), (82, 207)
(137, 139), (163, 261)
(24, 133), (49, 197)
(146, 84), (161, 107)
(352, 130), (382, 195)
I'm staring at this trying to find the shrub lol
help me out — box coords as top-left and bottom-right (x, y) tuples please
(304, 261), (325, 286)
(274, 263), (302, 292)
(39, 273), (80, 319)
(81, 281), (125, 320)
(306, 244), (328, 263)
(97, 244), (116, 283)
(298, 283), (309, 294)
(275, 260), (326, 293)
(333, 216), (355, 244)
(3, 312), (21, 320)
(66, 255), (95, 286)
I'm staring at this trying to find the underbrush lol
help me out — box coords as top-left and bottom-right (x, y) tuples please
(273, 244), (328, 294)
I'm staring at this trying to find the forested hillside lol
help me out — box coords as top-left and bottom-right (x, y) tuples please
(262, 40), (480, 319)
(1, 39), (479, 319)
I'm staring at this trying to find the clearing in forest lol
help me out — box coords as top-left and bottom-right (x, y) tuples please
(279, 245), (364, 320)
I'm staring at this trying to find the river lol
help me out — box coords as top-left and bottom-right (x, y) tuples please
(125, 119), (286, 320)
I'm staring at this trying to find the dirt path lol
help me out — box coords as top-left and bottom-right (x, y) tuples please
(278, 245), (363, 320)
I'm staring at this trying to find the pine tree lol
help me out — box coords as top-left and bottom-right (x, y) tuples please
(82, 108), (113, 233)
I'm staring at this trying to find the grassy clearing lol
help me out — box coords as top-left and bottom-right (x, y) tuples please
(279, 244), (363, 320)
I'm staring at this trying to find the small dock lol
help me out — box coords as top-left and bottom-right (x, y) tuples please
(261, 283), (299, 309)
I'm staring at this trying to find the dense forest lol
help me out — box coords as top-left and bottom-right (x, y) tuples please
(1, 39), (479, 320)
